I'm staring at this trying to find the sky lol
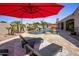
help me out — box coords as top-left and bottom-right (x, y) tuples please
(0, 3), (79, 24)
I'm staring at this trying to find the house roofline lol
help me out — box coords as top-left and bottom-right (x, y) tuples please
(59, 7), (79, 22)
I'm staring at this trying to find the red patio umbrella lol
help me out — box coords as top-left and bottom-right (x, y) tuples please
(0, 3), (64, 18)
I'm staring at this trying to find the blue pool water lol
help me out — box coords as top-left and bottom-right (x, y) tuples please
(30, 28), (53, 34)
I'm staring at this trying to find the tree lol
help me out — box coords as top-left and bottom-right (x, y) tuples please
(0, 21), (7, 23)
(41, 21), (48, 29)
(10, 24), (16, 35)
(20, 24), (26, 32)
(11, 21), (26, 33)
(11, 21), (20, 33)
(6, 27), (11, 35)
(5, 21), (26, 35)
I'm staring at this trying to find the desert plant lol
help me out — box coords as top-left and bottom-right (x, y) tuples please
(20, 24), (26, 32)
(11, 21), (26, 33)
(10, 24), (16, 35)
(11, 21), (20, 33)
(6, 27), (11, 35)
(69, 28), (76, 35)
(41, 21), (48, 29)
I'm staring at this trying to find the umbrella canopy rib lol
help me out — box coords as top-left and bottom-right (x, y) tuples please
(0, 3), (64, 18)
(0, 7), (23, 15)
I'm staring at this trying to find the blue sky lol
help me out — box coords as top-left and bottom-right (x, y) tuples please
(0, 3), (79, 23)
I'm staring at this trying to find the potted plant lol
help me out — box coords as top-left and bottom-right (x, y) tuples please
(69, 28), (76, 35)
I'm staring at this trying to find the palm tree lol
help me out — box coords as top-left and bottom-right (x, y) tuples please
(10, 24), (16, 35)
(41, 21), (48, 29)
(20, 24), (26, 32)
(5, 21), (26, 35)
(11, 21), (26, 33)
(6, 27), (11, 35)
(33, 23), (38, 29)
(11, 21), (21, 33)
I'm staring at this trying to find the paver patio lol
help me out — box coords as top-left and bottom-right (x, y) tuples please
(0, 30), (79, 56)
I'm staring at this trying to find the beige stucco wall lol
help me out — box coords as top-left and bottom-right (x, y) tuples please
(74, 8), (79, 34)
(57, 8), (79, 35)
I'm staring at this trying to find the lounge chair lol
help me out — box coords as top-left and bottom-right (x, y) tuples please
(19, 35), (62, 56)
(19, 35), (41, 56)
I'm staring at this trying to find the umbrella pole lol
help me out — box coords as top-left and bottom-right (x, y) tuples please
(20, 18), (23, 32)
(41, 19), (45, 29)
(21, 18), (23, 24)
(20, 18), (25, 32)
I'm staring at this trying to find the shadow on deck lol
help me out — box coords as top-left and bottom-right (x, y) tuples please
(0, 36), (62, 56)
(58, 30), (79, 48)
(39, 43), (62, 56)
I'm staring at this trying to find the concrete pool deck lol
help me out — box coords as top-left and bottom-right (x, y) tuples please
(0, 30), (79, 56)
(21, 31), (79, 56)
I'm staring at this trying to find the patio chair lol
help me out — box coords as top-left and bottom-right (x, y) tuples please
(19, 35), (41, 56)
(39, 43), (62, 56)
(19, 35), (28, 48)
(19, 35), (62, 56)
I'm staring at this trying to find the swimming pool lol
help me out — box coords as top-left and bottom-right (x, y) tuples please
(29, 28), (53, 34)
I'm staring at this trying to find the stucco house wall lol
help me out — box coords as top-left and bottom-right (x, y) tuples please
(74, 8), (79, 34)
(57, 7), (79, 35)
